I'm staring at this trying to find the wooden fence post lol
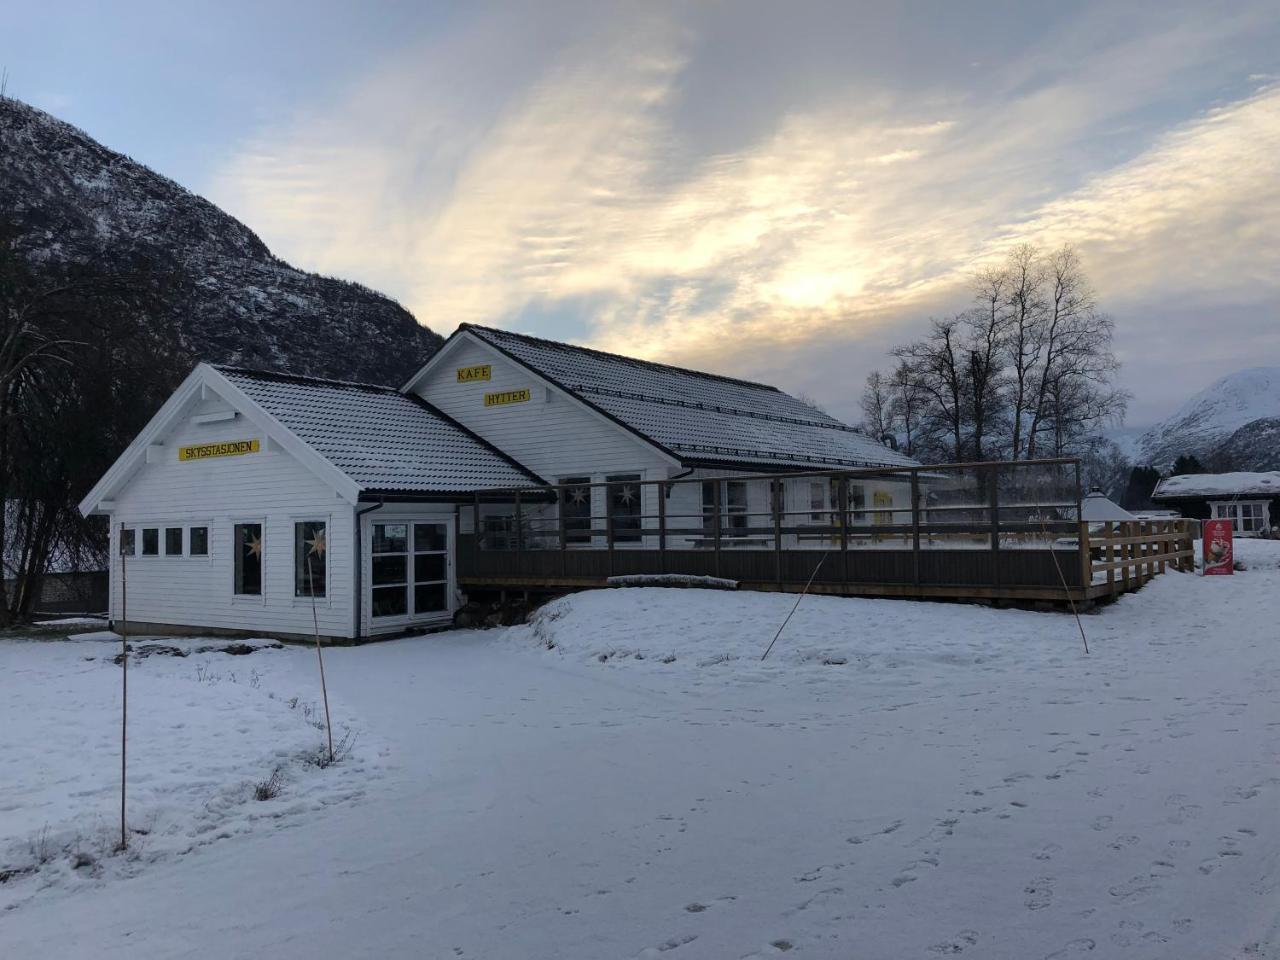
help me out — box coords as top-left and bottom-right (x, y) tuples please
(713, 479), (722, 579)
(1079, 520), (1092, 593)
(658, 479), (667, 575)
(838, 476), (849, 589)
(911, 470), (921, 586)
(773, 478), (782, 586)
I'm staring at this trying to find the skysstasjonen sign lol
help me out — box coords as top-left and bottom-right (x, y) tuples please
(484, 388), (530, 407)
(177, 439), (261, 461)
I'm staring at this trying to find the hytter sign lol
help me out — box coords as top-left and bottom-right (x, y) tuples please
(177, 439), (260, 462)
(484, 388), (531, 407)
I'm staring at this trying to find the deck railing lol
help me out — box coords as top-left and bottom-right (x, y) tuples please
(455, 459), (1131, 599)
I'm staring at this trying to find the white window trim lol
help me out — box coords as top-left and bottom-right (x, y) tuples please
(365, 517), (454, 629)
(1209, 500), (1270, 537)
(291, 514), (333, 608)
(136, 525), (163, 559)
(163, 525), (185, 558)
(231, 518), (267, 603)
(186, 521), (214, 562)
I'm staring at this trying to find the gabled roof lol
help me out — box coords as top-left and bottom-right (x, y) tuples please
(1152, 471), (1280, 500)
(436, 324), (918, 471)
(80, 364), (543, 515)
(214, 366), (544, 495)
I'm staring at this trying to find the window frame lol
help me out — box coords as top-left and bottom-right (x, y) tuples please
(119, 528), (136, 557)
(188, 525), (210, 557)
(140, 527), (160, 557)
(164, 526), (184, 556)
(559, 476), (594, 545)
(293, 518), (330, 601)
(232, 519), (266, 600)
(606, 473), (643, 544)
(1211, 500), (1270, 536)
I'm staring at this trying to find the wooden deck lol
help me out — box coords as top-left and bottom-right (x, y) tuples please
(454, 462), (1199, 607)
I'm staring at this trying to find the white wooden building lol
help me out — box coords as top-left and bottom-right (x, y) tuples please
(82, 325), (916, 640)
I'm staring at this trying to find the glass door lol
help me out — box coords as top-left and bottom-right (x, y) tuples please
(412, 522), (449, 614)
(371, 523), (409, 618)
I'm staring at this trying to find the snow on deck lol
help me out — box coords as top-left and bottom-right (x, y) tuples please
(3, 541), (1280, 958)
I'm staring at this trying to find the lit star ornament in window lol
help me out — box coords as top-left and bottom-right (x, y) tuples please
(246, 533), (263, 559)
(618, 485), (636, 505)
(569, 488), (587, 505)
(306, 528), (327, 558)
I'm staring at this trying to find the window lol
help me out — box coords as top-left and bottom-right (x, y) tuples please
(560, 477), (592, 544)
(234, 523), (263, 595)
(141, 528), (159, 556)
(165, 527), (183, 555)
(412, 522), (449, 614)
(120, 529), (136, 556)
(701, 480), (748, 536)
(295, 521), (327, 597)
(371, 522), (408, 617)
(723, 481), (747, 535)
(607, 474), (642, 543)
(1212, 501), (1269, 535)
(809, 481), (826, 522)
(189, 526), (209, 556)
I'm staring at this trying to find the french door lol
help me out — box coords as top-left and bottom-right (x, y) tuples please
(370, 520), (451, 620)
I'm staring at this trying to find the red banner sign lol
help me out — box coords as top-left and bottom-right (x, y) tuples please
(1203, 518), (1234, 575)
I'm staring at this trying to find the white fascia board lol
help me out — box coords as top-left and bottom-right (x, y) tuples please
(399, 330), (471, 394)
(411, 330), (682, 469)
(78, 365), (208, 516)
(78, 364), (365, 516)
(203, 367), (363, 504)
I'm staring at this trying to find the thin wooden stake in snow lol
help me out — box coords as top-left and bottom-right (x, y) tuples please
(306, 553), (335, 764)
(118, 525), (128, 851)
(1034, 491), (1090, 656)
(761, 551), (829, 661)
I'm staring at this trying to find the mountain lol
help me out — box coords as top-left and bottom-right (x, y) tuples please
(1134, 367), (1280, 471)
(0, 96), (441, 384)
(1211, 417), (1280, 472)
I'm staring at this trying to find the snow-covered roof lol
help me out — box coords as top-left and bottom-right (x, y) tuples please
(457, 324), (918, 471)
(1081, 490), (1136, 521)
(216, 367), (543, 495)
(1151, 471), (1280, 500)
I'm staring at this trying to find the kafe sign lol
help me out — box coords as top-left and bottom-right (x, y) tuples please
(1202, 518), (1234, 575)
(456, 364), (492, 383)
(178, 439), (260, 462)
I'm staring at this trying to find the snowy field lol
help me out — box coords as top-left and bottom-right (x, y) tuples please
(2, 541), (1279, 959)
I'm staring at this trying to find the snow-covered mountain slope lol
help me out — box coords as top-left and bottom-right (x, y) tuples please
(1213, 416), (1280, 471)
(0, 97), (441, 384)
(1136, 367), (1280, 469)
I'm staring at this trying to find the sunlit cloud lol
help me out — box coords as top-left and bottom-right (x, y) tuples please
(209, 2), (1280, 423)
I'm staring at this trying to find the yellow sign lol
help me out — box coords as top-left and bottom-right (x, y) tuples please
(457, 364), (491, 383)
(178, 439), (260, 461)
(484, 388), (530, 407)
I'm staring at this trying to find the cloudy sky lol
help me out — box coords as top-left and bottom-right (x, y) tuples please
(9, 0), (1280, 425)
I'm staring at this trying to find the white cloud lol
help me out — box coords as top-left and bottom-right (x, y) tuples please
(209, 4), (1280, 422)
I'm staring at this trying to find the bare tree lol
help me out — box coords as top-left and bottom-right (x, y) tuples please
(893, 317), (967, 462)
(869, 243), (1126, 466)
(859, 370), (894, 442)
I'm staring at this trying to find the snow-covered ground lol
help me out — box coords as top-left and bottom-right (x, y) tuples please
(2, 541), (1278, 958)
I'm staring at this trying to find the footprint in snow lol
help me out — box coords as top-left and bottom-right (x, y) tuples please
(1024, 877), (1054, 910)
(929, 930), (979, 954)
(1043, 937), (1096, 958)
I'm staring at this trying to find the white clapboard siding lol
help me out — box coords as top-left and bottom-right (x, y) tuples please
(414, 338), (673, 482)
(108, 394), (355, 638)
